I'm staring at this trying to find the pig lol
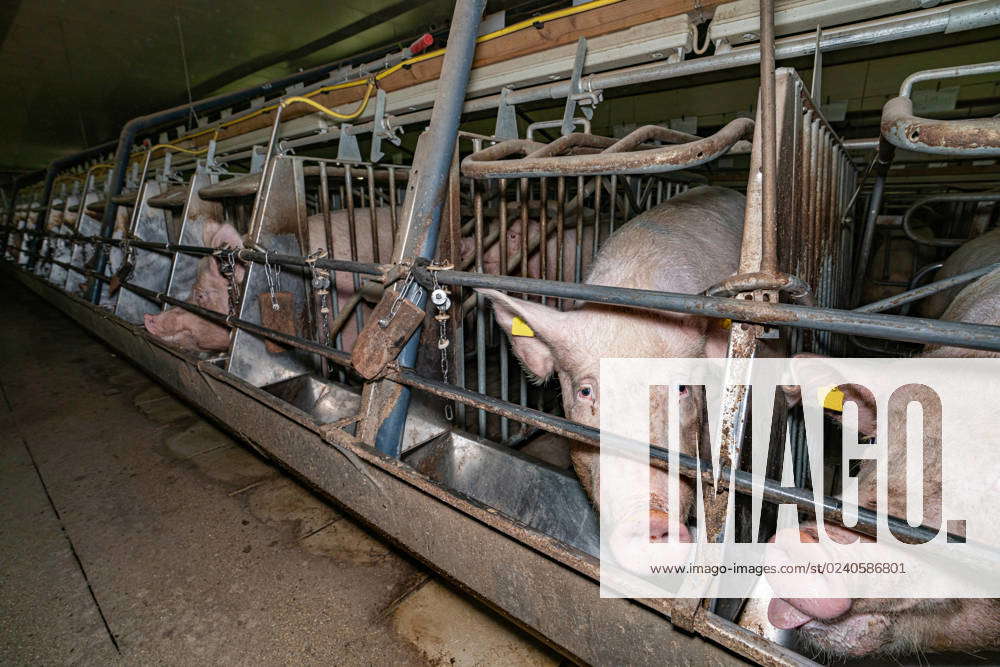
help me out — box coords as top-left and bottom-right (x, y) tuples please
(142, 218), (245, 353)
(764, 270), (1000, 658)
(460, 217), (596, 281)
(920, 227), (1000, 319)
(478, 186), (746, 565)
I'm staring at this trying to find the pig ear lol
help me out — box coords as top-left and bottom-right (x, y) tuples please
(210, 223), (243, 249)
(477, 289), (572, 383)
(781, 352), (878, 438)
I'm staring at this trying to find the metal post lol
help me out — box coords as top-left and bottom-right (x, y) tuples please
(372, 0), (486, 457)
(760, 0), (778, 274)
(851, 170), (887, 307)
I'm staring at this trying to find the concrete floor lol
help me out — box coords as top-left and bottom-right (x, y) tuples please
(0, 275), (561, 666)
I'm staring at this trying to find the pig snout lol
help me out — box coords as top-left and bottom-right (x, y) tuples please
(143, 312), (165, 337)
(607, 509), (692, 574)
(761, 525), (940, 658)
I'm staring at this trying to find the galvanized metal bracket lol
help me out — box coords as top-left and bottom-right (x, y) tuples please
(371, 88), (403, 163)
(560, 38), (603, 136)
(127, 162), (140, 191)
(495, 87), (518, 140)
(205, 140), (229, 178)
(338, 124), (363, 163)
(160, 151), (174, 184)
(249, 145), (267, 174)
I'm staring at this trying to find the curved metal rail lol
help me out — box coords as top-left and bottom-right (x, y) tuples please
(881, 61), (1000, 156)
(460, 119), (755, 178)
(902, 192), (1000, 247)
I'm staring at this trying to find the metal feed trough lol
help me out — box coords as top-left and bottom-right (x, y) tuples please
(5, 0), (1000, 664)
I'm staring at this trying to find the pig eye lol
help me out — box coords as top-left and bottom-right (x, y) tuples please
(577, 384), (594, 401)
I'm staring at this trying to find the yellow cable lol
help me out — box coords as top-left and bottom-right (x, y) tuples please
(158, 0), (623, 146)
(129, 140), (212, 160)
(281, 82), (374, 121)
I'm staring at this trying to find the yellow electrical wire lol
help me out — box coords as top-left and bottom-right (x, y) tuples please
(53, 173), (86, 184)
(128, 127), (222, 160)
(281, 80), (375, 121)
(146, 143), (211, 156)
(172, 0), (625, 146)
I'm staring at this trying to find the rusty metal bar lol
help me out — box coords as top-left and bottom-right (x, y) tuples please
(760, 0), (778, 275)
(424, 268), (1000, 353)
(18, 222), (1000, 353)
(882, 62), (1000, 156)
(461, 119), (755, 179)
(855, 261), (999, 314)
(902, 192), (1000, 248)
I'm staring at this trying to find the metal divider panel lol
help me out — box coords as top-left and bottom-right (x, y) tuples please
(164, 166), (223, 303)
(48, 194), (78, 287)
(100, 205), (132, 307)
(48, 193), (78, 284)
(65, 206), (100, 295)
(228, 158), (314, 387)
(114, 181), (172, 324)
(33, 207), (54, 278)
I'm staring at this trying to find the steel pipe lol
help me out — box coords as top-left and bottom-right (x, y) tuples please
(759, 0), (778, 275)
(902, 192), (1000, 247)
(882, 95), (1000, 157)
(13, 223), (1000, 353)
(854, 262), (996, 314)
(373, 0), (487, 458)
(422, 268), (1000, 353)
(900, 60), (1000, 98)
(850, 160), (890, 307)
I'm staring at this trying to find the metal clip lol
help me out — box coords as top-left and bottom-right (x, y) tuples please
(370, 88), (403, 163)
(260, 248), (282, 311)
(495, 87), (518, 140)
(561, 37), (603, 136)
(338, 124), (363, 163)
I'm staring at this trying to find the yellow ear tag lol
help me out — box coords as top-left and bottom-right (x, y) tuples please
(511, 316), (535, 337)
(718, 318), (732, 330)
(819, 386), (845, 412)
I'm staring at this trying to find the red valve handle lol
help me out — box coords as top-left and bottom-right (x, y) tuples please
(408, 33), (434, 56)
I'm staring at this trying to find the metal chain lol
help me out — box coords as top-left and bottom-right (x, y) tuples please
(429, 261), (454, 422)
(378, 270), (415, 329)
(214, 248), (241, 317)
(261, 248), (282, 311)
(306, 249), (332, 345)
(116, 237), (136, 283)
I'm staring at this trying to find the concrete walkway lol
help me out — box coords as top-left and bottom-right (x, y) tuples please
(0, 275), (560, 666)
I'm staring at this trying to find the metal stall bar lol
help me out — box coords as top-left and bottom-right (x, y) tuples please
(902, 192), (1000, 248)
(15, 215), (1000, 355)
(882, 60), (1000, 156)
(368, 0), (486, 458)
(460, 120), (754, 178)
(419, 269), (1000, 353)
(108, 275), (972, 551)
(855, 261), (1000, 314)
